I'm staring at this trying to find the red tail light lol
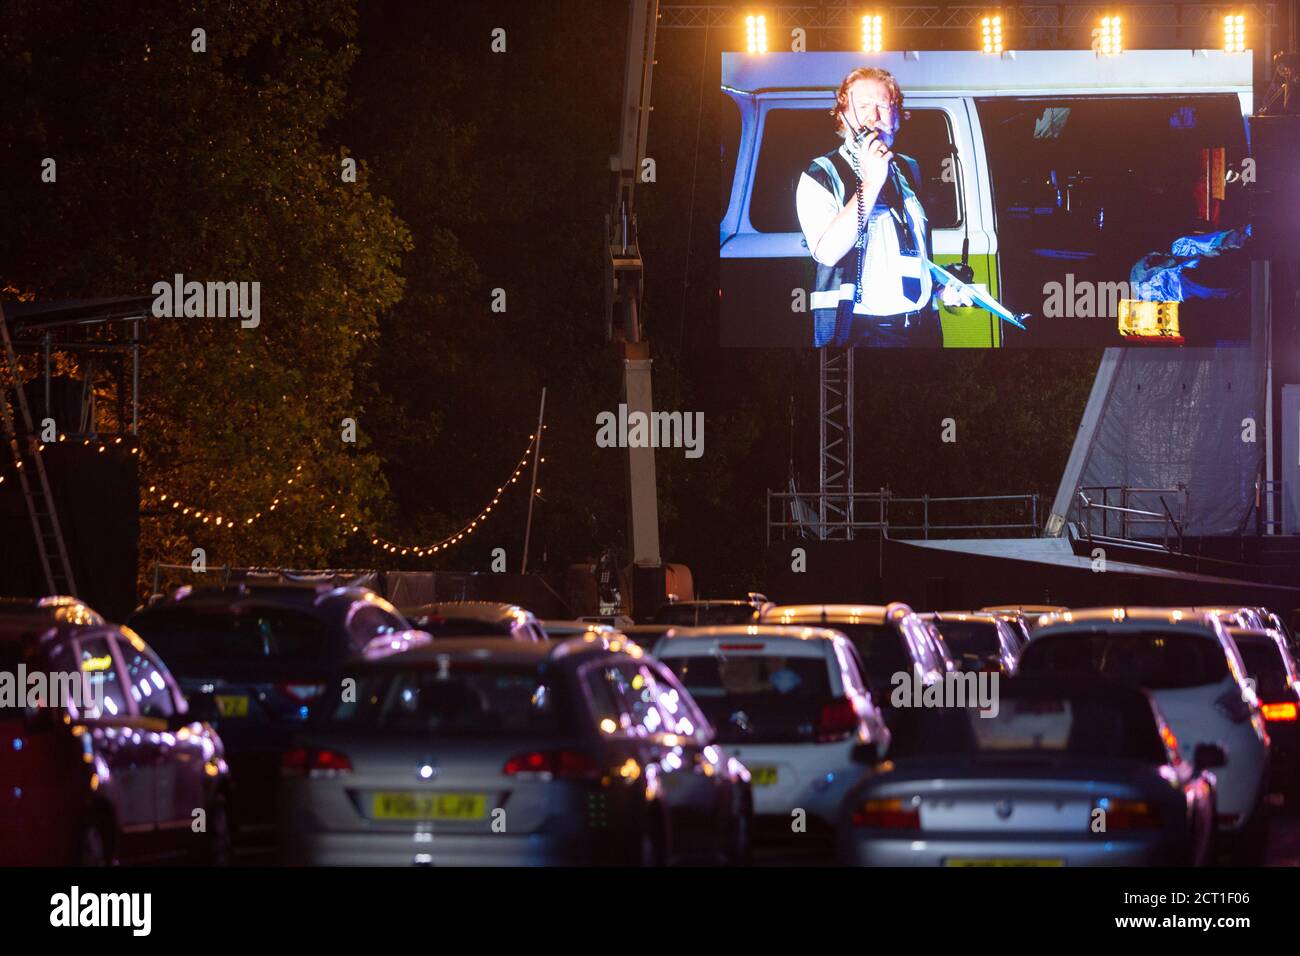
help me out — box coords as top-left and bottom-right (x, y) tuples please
(817, 697), (860, 742)
(281, 747), (352, 778)
(1097, 799), (1160, 829)
(503, 749), (600, 780)
(1262, 701), (1298, 722)
(279, 683), (327, 702)
(852, 798), (920, 829)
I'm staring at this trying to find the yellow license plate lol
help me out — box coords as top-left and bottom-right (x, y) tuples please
(215, 695), (249, 718)
(750, 766), (779, 787)
(945, 858), (1064, 867)
(371, 792), (488, 820)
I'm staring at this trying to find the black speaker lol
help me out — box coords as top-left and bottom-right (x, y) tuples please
(1249, 114), (1300, 259)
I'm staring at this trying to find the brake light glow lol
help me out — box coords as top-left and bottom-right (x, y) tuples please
(1262, 701), (1298, 722)
(503, 749), (601, 781)
(280, 747), (353, 778)
(1096, 799), (1160, 829)
(279, 683), (327, 702)
(817, 697), (860, 742)
(852, 798), (920, 829)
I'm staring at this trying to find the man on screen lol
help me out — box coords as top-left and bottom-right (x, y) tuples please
(796, 67), (969, 348)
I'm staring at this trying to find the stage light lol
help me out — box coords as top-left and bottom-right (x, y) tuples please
(1096, 15), (1122, 55)
(862, 14), (882, 53)
(1224, 14), (1246, 53)
(745, 14), (767, 54)
(980, 14), (1003, 54)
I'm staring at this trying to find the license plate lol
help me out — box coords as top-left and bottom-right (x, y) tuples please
(214, 695), (249, 718)
(371, 792), (487, 820)
(750, 766), (779, 787)
(944, 858), (1064, 867)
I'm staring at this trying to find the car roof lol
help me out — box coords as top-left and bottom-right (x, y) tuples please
(1227, 626), (1288, 649)
(762, 603), (910, 625)
(655, 624), (846, 653)
(351, 633), (643, 669)
(404, 601), (533, 623)
(1034, 607), (1222, 634)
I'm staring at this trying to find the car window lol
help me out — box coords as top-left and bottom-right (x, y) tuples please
(647, 661), (708, 738)
(348, 604), (406, 644)
(581, 664), (627, 735)
(76, 635), (130, 719)
(833, 642), (866, 696)
(322, 664), (568, 738)
(1237, 640), (1293, 700)
(613, 663), (676, 736)
(129, 605), (340, 678)
(1020, 630), (1229, 689)
(120, 640), (177, 718)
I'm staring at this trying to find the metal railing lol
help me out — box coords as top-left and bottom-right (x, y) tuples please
(1075, 485), (1187, 551)
(767, 489), (1040, 544)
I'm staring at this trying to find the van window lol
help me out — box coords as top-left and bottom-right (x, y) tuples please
(749, 107), (960, 234)
(721, 92), (742, 218)
(975, 94), (1249, 343)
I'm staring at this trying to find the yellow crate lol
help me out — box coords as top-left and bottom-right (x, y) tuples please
(1118, 299), (1181, 341)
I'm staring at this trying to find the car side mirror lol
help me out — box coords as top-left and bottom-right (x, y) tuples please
(185, 691), (220, 724)
(1193, 743), (1227, 772)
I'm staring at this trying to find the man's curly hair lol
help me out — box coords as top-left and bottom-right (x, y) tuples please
(831, 66), (905, 137)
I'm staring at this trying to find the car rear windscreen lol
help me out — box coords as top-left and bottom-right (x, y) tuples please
(661, 654), (834, 743)
(129, 605), (345, 678)
(823, 623), (911, 681)
(410, 616), (513, 638)
(652, 605), (756, 626)
(892, 693), (1166, 763)
(321, 665), (570, 738)
(1019, 630), (1228, 689)
(1236, 639), (1292, 700)
(933, 621), (1000, 658)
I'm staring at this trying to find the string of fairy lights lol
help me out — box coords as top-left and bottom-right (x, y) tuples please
(131, 427), (546, 559)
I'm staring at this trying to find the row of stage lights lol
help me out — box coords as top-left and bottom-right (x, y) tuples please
(744, 10), (1250, 55)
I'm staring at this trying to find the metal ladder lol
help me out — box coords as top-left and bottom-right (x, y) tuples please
(0, 303), (77, 596)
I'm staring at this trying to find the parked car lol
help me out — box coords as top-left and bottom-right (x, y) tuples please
(126, 583), (417, 831)
(981, 605), (1068, 634)
(404, 602), (546, 643)
(655, 625), (889, 842)
(918, 612), (1021, 675)
(539, 619), (615, 641)
(977, 609), (1034, 650)
(0, 595), (106, 627)
(279, 635), (752, 865)
(650, 596), (773, 627)
(759, 604), (946, 716)
(0, 610), (232, 865)
(1020, 607), (1270, 862)
(1228, 626), (1300, 807)
(837, 675), (1219, 867)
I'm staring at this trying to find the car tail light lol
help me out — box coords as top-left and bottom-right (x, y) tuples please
(851, 798), (920, 829)
(1096, 799), (1160, 829)
(503, 749), (601, 781)
(1213, 687), (1252, 723)
(279, 683), (327, 702)
(1262, 701), (1298, 722)
(281, 747), (352, 778)
(817, 697), (859, 742)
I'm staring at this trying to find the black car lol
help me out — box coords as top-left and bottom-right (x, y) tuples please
(919, 612), (1022, 675)
(1229, 625), (1300, 806)
(126, 583), (416, 832)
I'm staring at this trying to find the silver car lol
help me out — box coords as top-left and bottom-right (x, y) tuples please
(279, 635), (752, 865)
(837, 674), (1219, 867)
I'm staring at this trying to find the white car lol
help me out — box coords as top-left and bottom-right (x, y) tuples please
(655, 625), (890, 837)
(1022, 608), (1271, 861)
